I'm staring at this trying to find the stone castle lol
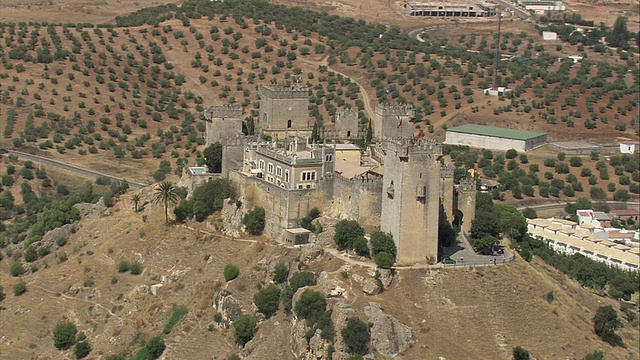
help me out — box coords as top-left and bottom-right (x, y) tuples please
(197, 83), (476, 265)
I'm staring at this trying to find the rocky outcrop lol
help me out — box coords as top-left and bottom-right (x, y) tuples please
(219, 198), (244, 237)
(213, 289), (242, 328)
(361, 278), (381, 295)
(290, 286), (332, 360)
(331, 301), (358, 360)
(300, 243), (324, 264)
(40, 223), (75, 250)
(364, 302), (414, 357)
(317, 271), (346, 298)
(73, 200), (106, 219)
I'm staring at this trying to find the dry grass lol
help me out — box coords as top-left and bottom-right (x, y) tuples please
(1, 191), (638, 359)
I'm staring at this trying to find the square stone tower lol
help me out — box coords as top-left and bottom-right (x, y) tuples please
(335, 107), (360, 139)
(374, 103), (415, 141)
(203, 104), (243, 146)
(258, 83), (310, 135)
(381, 137), (442, 265)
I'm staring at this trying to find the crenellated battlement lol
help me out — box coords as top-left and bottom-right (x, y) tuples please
(457, 179), (477, 192)
(441, 164), (455, 178)
(259, 83), (310, 99)
(385, 137), (442, 156)
(204, 104), (243, 121)
(221, 135), (254, 147)
(375, 102), (416, 117)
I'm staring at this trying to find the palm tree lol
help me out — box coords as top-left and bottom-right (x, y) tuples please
(132, 194), (141, 212)
(153, 181), (179, 224)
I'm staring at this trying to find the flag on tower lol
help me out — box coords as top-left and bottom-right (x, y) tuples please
(397, 118), (403, 128)
(417, 132), (424, 139)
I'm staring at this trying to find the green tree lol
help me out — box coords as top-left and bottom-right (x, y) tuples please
(470, 210), (499, 240)
(342, 317), (370, 355)
(353, 236), (370, 257)
(153, 181), (179, 223)
(234, 314), (257, 347)
(203, 142), (223, 173)
(474, 235), (498, 253)
(295, 289), (326, 322)
(512, 346), (530, 360)
(334, 220), (365, 250)
(370, 232), (397, 258)
(281, 271), (316, 313)
(606, 16), (629, 48)
(374, 252), (395, 269)
(224, 264), (240, 281)
(593, 305), (622, 346)
(522, 207), (537, 219)
(243, 206), (265, 235)
(273, 261), (289, 284)
(253, 284), (281, 317)
(53, 321), (77, 350)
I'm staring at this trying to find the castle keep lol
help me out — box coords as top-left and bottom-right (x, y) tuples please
(258, 83), (311, 136)
(201, 83), (476, 265)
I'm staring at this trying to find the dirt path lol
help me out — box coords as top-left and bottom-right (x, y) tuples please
(317, 56), (377, 122)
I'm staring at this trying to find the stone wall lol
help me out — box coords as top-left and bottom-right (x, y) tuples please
(331, 174), (383, 232)
(445, 132), (528, 152)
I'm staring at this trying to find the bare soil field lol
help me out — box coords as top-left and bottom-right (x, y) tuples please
(1, 192), (638, 359)
(0, 0), (185, 24)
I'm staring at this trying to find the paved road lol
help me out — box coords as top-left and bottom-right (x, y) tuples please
(4, 149), (147, 189)
(493, 0), (529, 20)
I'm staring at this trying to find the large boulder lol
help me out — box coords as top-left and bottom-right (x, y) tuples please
(361, 278), (381, 295)
(364, 302), (414, 357)
(219, 197), (243, 237)
(213, 289), (242, 327)
(40, 223), (75, 250)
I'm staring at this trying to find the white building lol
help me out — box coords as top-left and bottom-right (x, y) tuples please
(527, 218), (640, 272)
(445, 124), (547, 152)
(620, 143), (636, 154)
(542, 31), (557, 41)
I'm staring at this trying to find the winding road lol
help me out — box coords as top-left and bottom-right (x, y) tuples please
(4, 149), (147, 189)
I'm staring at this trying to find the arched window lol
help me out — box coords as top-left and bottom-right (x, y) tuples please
(287, 119), (292, 128)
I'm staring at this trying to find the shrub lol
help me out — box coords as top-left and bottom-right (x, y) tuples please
(224, 264), (240, 281)
(243, 206), (265, 235)
(146, 336), (166, 359)
(0, 285), (4, 301)
(253, 284), (281, 317)
(512, 346), (530, 360)
(584, 350), (605, 360)
(342, 317), (370, 355)
(74, 340), (92, 359)
(273, 261), (289, 284)
(13, 280), (26, 296)
(56, 237), (68, 247)
(53, 321), (77, 350)
(234, 314), (257, 346)
(117, 260), (130, 273)
(10, 262), (25, 277)
(130, 261), (142, 275)
(163, 304), (188, 334)
(24, 246), (38, 262)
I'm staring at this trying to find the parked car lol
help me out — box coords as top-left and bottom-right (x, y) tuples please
(441, 257), (456, 265)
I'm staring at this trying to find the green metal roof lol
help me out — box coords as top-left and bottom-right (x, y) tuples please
(447, 124), (546, 141)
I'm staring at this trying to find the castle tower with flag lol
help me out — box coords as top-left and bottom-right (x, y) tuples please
(374, 103), (415, 141)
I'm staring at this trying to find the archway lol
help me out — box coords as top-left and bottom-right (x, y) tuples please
(453, 209), (464, 229)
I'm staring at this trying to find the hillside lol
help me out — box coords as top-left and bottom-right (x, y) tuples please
(0, 189), (638, 359)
